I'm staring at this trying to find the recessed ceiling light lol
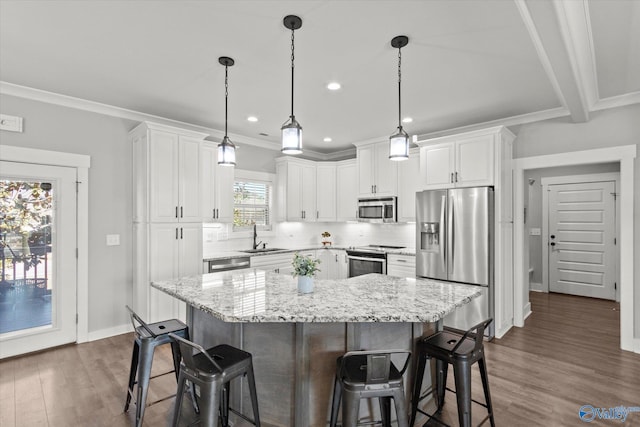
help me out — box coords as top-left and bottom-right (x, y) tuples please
(323, 137), (332, 142)
(247, 116), (258, 122)
(327, 82), (341, 91)
(402, 117), (413, 123)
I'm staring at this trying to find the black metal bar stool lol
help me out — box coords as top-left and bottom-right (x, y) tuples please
(123, 306), (191, 427)
(169, 333), (261, 427)
(409, 319), (495, 427)
(330, 349), (411, 427)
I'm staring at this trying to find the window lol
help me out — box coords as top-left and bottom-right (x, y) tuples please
(233, 179), (271, 231)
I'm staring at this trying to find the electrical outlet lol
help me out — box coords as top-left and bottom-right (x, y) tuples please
(106, 234), (120, 246)
(0, 114), (23, 132)
(529, 228), (541, 236)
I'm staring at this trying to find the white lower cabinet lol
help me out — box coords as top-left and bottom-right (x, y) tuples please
(317, 249), (348, 280)
(386, 254), (416, 278)
(143, 222), (202, 323)
(250, 252), (297, 274)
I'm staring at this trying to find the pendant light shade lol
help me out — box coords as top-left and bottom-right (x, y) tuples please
(281, 15), (303, 155)
(218, 56), (236, 166)
(389, 35), (409, 161)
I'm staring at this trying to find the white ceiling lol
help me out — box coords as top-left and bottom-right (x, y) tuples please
(1, 0), (639, 159)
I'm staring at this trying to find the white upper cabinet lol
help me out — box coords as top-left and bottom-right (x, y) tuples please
(355, 142), (398, 197)
(276, 157), (317, 222)
(316, 163), (337, 221)
(419, 131), (495, 189)
(201, 142), (234, 223)
(336, 159), (357, 221)
(397, 149), (420, 222)
(132, 122), (207, 223)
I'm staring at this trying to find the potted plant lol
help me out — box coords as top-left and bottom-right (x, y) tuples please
(321, 231), (332, 247)
(291, 252), (320, 294)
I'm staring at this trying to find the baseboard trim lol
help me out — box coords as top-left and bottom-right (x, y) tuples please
(495, 323), (511, 339)
(529, 282), (544, 292)
(85, 323), (132, 343)
(523, 302), (532, 321)
(634, 338), (640, 354)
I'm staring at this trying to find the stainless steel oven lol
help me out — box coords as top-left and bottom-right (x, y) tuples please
(346, 245), (406, 277)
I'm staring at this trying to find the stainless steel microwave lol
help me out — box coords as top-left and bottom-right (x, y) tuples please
(357, 197), (397, 223)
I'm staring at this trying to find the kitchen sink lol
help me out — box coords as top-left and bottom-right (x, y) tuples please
(240, 248), (287, 254)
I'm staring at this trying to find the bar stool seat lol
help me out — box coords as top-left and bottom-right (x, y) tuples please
(330, 349), (411, 427)
(123, 305), (191, 427)
(169, 333), (260, 427)
(409, 319), (495, 427)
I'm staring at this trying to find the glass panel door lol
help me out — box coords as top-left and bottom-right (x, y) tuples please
(0, 180), (53, 333)
(0, 161), (77, 358)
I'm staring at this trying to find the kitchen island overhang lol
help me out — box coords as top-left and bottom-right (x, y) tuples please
(152, 270), (481, 426)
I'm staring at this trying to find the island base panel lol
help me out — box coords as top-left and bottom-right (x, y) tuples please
(191, 308), (437, 426)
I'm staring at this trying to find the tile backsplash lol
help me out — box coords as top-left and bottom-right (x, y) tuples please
(203, 222), (416, 257)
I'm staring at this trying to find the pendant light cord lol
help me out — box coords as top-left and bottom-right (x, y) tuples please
(290, 27), (295, 118)
(224, 64), (229, 137)
(397, 47), (402, 129)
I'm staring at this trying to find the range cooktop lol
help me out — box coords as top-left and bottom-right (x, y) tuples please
(347, 244), (406, 254)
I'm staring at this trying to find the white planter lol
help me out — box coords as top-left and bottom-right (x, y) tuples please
(297, 276), (314, 294)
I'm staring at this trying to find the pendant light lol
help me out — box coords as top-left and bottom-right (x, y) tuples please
(281, 15), (303, 155)
(389, 35), (410, 161)
(218, 56), (236, 166)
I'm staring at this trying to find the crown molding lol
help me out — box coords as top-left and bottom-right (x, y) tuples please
(592, 92), (640, 112)
(0, 81), (341, 160)
(414, 107), (569, 141)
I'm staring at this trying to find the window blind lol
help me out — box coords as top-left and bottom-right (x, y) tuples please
(233, 180), (271, 230)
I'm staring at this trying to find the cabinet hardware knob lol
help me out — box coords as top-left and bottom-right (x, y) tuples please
(176, 206), (178, 218)
(550, 235), (555, 239)
(175, 228), (178, 239)
(213, 209), (215, 219)
(455, 172), (458, 182)
(180, 206), (183, 218)
(550, 242), (556, 246)
(180, 227), (183, 239)
(451, 173), (454, 183)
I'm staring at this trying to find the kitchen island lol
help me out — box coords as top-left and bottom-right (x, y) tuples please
(152, 270), (481, 426)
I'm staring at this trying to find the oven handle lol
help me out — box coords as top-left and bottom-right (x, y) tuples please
(347, 256), (386, 263)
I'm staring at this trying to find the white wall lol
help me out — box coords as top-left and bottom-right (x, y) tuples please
(0, 93), (136, 334)
(512, 103), (640, 341)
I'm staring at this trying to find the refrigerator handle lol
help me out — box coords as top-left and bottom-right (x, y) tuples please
(440, 194), (447, 272)
(448, 193), (455, 275)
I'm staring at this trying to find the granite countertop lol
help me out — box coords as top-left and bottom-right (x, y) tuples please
(152, 270), (479, 323)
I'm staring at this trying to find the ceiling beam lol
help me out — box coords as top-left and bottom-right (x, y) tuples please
(515, 0), (589, 123)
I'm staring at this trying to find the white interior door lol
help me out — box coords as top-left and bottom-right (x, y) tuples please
(548, 181), (616, 299)
(1, 161), (77, 358)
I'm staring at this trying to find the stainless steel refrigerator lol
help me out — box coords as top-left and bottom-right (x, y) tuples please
(416, 187), (494, 338)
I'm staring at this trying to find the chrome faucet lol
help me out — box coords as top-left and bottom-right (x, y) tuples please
(252, 224), (263, 250)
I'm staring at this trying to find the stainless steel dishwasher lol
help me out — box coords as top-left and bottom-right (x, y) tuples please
(207, 257), (251, 273)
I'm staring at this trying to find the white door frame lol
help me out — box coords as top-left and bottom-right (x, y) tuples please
(541, 173), (620, 299)
(513, 145), (636, 352)
(0, 145), (90, 343)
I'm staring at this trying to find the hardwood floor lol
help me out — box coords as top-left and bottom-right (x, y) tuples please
(0, 291), (638, 426)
